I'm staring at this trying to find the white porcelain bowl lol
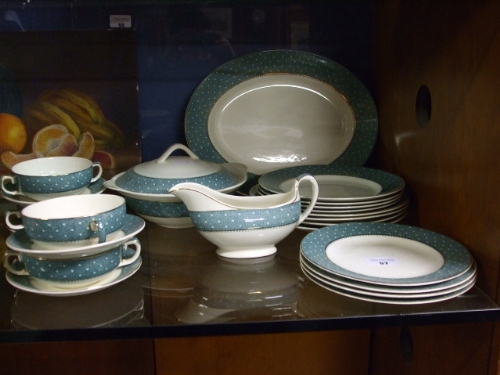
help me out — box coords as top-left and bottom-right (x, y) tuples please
(1, 156), (102, 201)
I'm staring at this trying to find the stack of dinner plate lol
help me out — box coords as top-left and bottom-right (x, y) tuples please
(257, 165), (408, 231)
(299, 222), (477, 305)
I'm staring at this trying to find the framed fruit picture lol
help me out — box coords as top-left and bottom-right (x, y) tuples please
(0, 29), (140, 179)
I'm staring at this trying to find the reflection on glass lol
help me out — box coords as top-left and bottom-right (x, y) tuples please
(11, 279), (146, 330)
(175, 254), (300, 323)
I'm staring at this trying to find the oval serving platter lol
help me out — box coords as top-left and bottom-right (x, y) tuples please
(185, 50), (377, 179)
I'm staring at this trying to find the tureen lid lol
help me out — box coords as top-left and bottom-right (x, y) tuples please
(111, 143), (247, 194)
(133, 143), (221, 178)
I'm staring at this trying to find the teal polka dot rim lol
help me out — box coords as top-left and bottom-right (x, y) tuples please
(21, 204), (125, 244)
(300, 222), (473, 286)
(125, 196), (190, 218)
(11, 167), (94, 194)
(185, 49), (378, 178)
(10, 243), (139, 283)
(115, 168), (239, 194)
(8, 194), (126, 245)
(191, 201), (301, 231)
(20, 247), (123, 282)
(1, 156), (102, 200)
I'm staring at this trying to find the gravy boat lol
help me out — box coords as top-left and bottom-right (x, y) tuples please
(169, 174), (318, 258)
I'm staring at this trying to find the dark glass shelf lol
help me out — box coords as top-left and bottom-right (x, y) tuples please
(1, 205), (499, 344)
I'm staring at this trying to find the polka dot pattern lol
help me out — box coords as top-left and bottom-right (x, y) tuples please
(16, 167), (93, 194)
(191, 201), (301, 231)
(185, 49), (378, 178)
(20, 246), (123, 282)
(22, 204), (126, 244)
(115, 168), (239, 194)
(125, 197), (190, 218)
(300, 222), (473, 286)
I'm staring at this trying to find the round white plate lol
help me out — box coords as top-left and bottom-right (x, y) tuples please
(300, 222), (473, 286)
(5, 257), (142, 297)
(300, 210), (408, 228)
(302, 193), (404, 211)
(6, 214), (145, 259)
(300, 255), (476, 294)
(259, 166), (405, 202)
(307, 197), (408, 219)
(301, 265), (475, 305)
(326, 235), (445, 279)
(281, 174), (382, 199)
(186, 50), (377, 178)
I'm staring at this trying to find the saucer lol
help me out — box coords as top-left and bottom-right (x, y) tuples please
(6, 214), (145, 259)
(5, 257), (142, 296)
(0, 177), (106, 206)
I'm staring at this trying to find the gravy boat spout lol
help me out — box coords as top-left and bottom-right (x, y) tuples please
(169, 174), (318, 259)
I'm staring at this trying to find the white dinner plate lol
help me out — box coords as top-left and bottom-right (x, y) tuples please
(300, 222), (473, 286)
(259, 165), (405, 202)
(298, 210), (408, 231)
(300, 255), (476, 294)
(282, 174), (382, 200)
(301, 193), (404, 211)
(6, 214), (145, 259)
(186, 50), (377, 179)
(307, 197), (408, 219)
(301, 265), (475, 305)
(301, 264), (476, 299)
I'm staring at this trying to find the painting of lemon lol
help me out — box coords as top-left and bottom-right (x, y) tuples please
(0, 113), (27, 153)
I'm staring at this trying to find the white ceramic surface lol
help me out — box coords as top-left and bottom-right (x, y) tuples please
(207, 74), (356, 175)
(326, 235), (444, 279)
(280, 174), (382, 199)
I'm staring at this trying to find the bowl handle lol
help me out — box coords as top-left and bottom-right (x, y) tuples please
(297, 174), (319, 225)
(1, 175), (22, 196)
(5, 210), (24, 231)
(4, 251), (28, 276)
(156, 143), (199, 164)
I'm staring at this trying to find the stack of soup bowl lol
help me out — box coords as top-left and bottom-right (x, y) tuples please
(1, 156), (145, 296)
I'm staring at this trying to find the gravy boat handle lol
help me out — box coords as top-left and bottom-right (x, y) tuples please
(296, 174), (319, 225)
